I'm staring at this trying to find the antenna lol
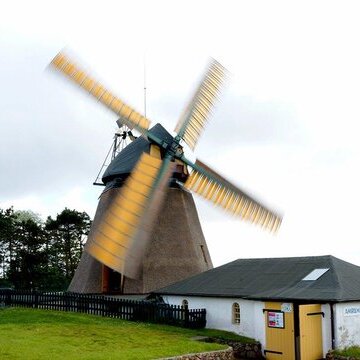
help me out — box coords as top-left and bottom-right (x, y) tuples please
(144, 53), (147, 118)
(93, 127), (136, 186)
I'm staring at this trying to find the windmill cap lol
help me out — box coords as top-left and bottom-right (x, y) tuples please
(102, 123), (174, 185)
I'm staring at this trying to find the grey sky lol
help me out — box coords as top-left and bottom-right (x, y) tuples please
(1, 0), (360, 267)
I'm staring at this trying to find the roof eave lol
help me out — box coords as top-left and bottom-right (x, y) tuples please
(155, 291), (355, 303)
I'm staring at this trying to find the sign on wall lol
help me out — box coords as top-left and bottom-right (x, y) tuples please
(268, 311), (285, 328)
(344, 306), (360, 316)
(281, 303), (293, 313)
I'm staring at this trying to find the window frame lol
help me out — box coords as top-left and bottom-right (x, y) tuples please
(232, 302), (241, 325)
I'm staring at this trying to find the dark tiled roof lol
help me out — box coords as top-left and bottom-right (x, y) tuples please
(154, 256), (360, 302)
(102, 123), (173, 184)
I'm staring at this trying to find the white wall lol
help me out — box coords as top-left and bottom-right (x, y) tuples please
(162, 295), (338, 356)
(321, 304), (332, 355)
(162, 295), (265, 345)
(334, 302), (360, 348)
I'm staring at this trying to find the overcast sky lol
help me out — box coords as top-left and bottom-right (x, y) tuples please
(1, 0), (360, 267)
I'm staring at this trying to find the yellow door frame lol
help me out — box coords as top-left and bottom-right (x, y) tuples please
(264, 302), (324, 360)
(299, 304), (323, 360)
(264, 302), (296, 359)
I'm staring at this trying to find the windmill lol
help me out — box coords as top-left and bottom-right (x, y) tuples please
(50, 52), (282, 294)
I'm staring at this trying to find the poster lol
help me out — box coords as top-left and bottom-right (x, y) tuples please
(268, 311), (284, 328)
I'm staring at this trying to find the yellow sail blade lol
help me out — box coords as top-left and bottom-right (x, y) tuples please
(174, 59), (227, 150)
(50, 52), (150, 136)
(184, 159), (282, 232)
(85, 153), (174, 279)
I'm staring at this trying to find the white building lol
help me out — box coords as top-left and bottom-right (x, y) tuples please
(154, 255), (360, 359)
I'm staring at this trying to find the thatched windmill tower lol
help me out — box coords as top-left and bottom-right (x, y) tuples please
(50, 52), (282, 294)
(68, 123), (213, 294)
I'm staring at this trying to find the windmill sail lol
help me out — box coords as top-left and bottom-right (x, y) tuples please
(86, 153), (174, 279)
(184, 159), (282, 232)
(50, 52), (150, 136)
(174, 58), (227, 150)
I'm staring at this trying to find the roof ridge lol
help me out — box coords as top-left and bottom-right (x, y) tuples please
(233, 255), (333, 262)
(329, 256), (343, 299)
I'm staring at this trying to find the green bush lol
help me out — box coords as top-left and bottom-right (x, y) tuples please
(334, 346), (360, 357)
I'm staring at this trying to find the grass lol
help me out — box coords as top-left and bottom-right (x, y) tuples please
(0, 307), (252, 359)
(334, 346), (360, 357)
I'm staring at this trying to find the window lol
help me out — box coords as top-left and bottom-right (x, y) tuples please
(232, 302), (240, 324)
(182, 299), (188, 309)
(302, 268), (329, 281)
(200, 245), (208, 264)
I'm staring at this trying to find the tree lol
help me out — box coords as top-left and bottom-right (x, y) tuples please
(0, 207), (16, 285)
(45, 208), (91, 284)
(7, 217), (46, 289)
(1, 207), (92, 290)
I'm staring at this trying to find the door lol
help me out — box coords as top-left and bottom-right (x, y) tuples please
(264, 302), (295, 359)
(299, 304), (323, 360)
(102, 265), (122, 293)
